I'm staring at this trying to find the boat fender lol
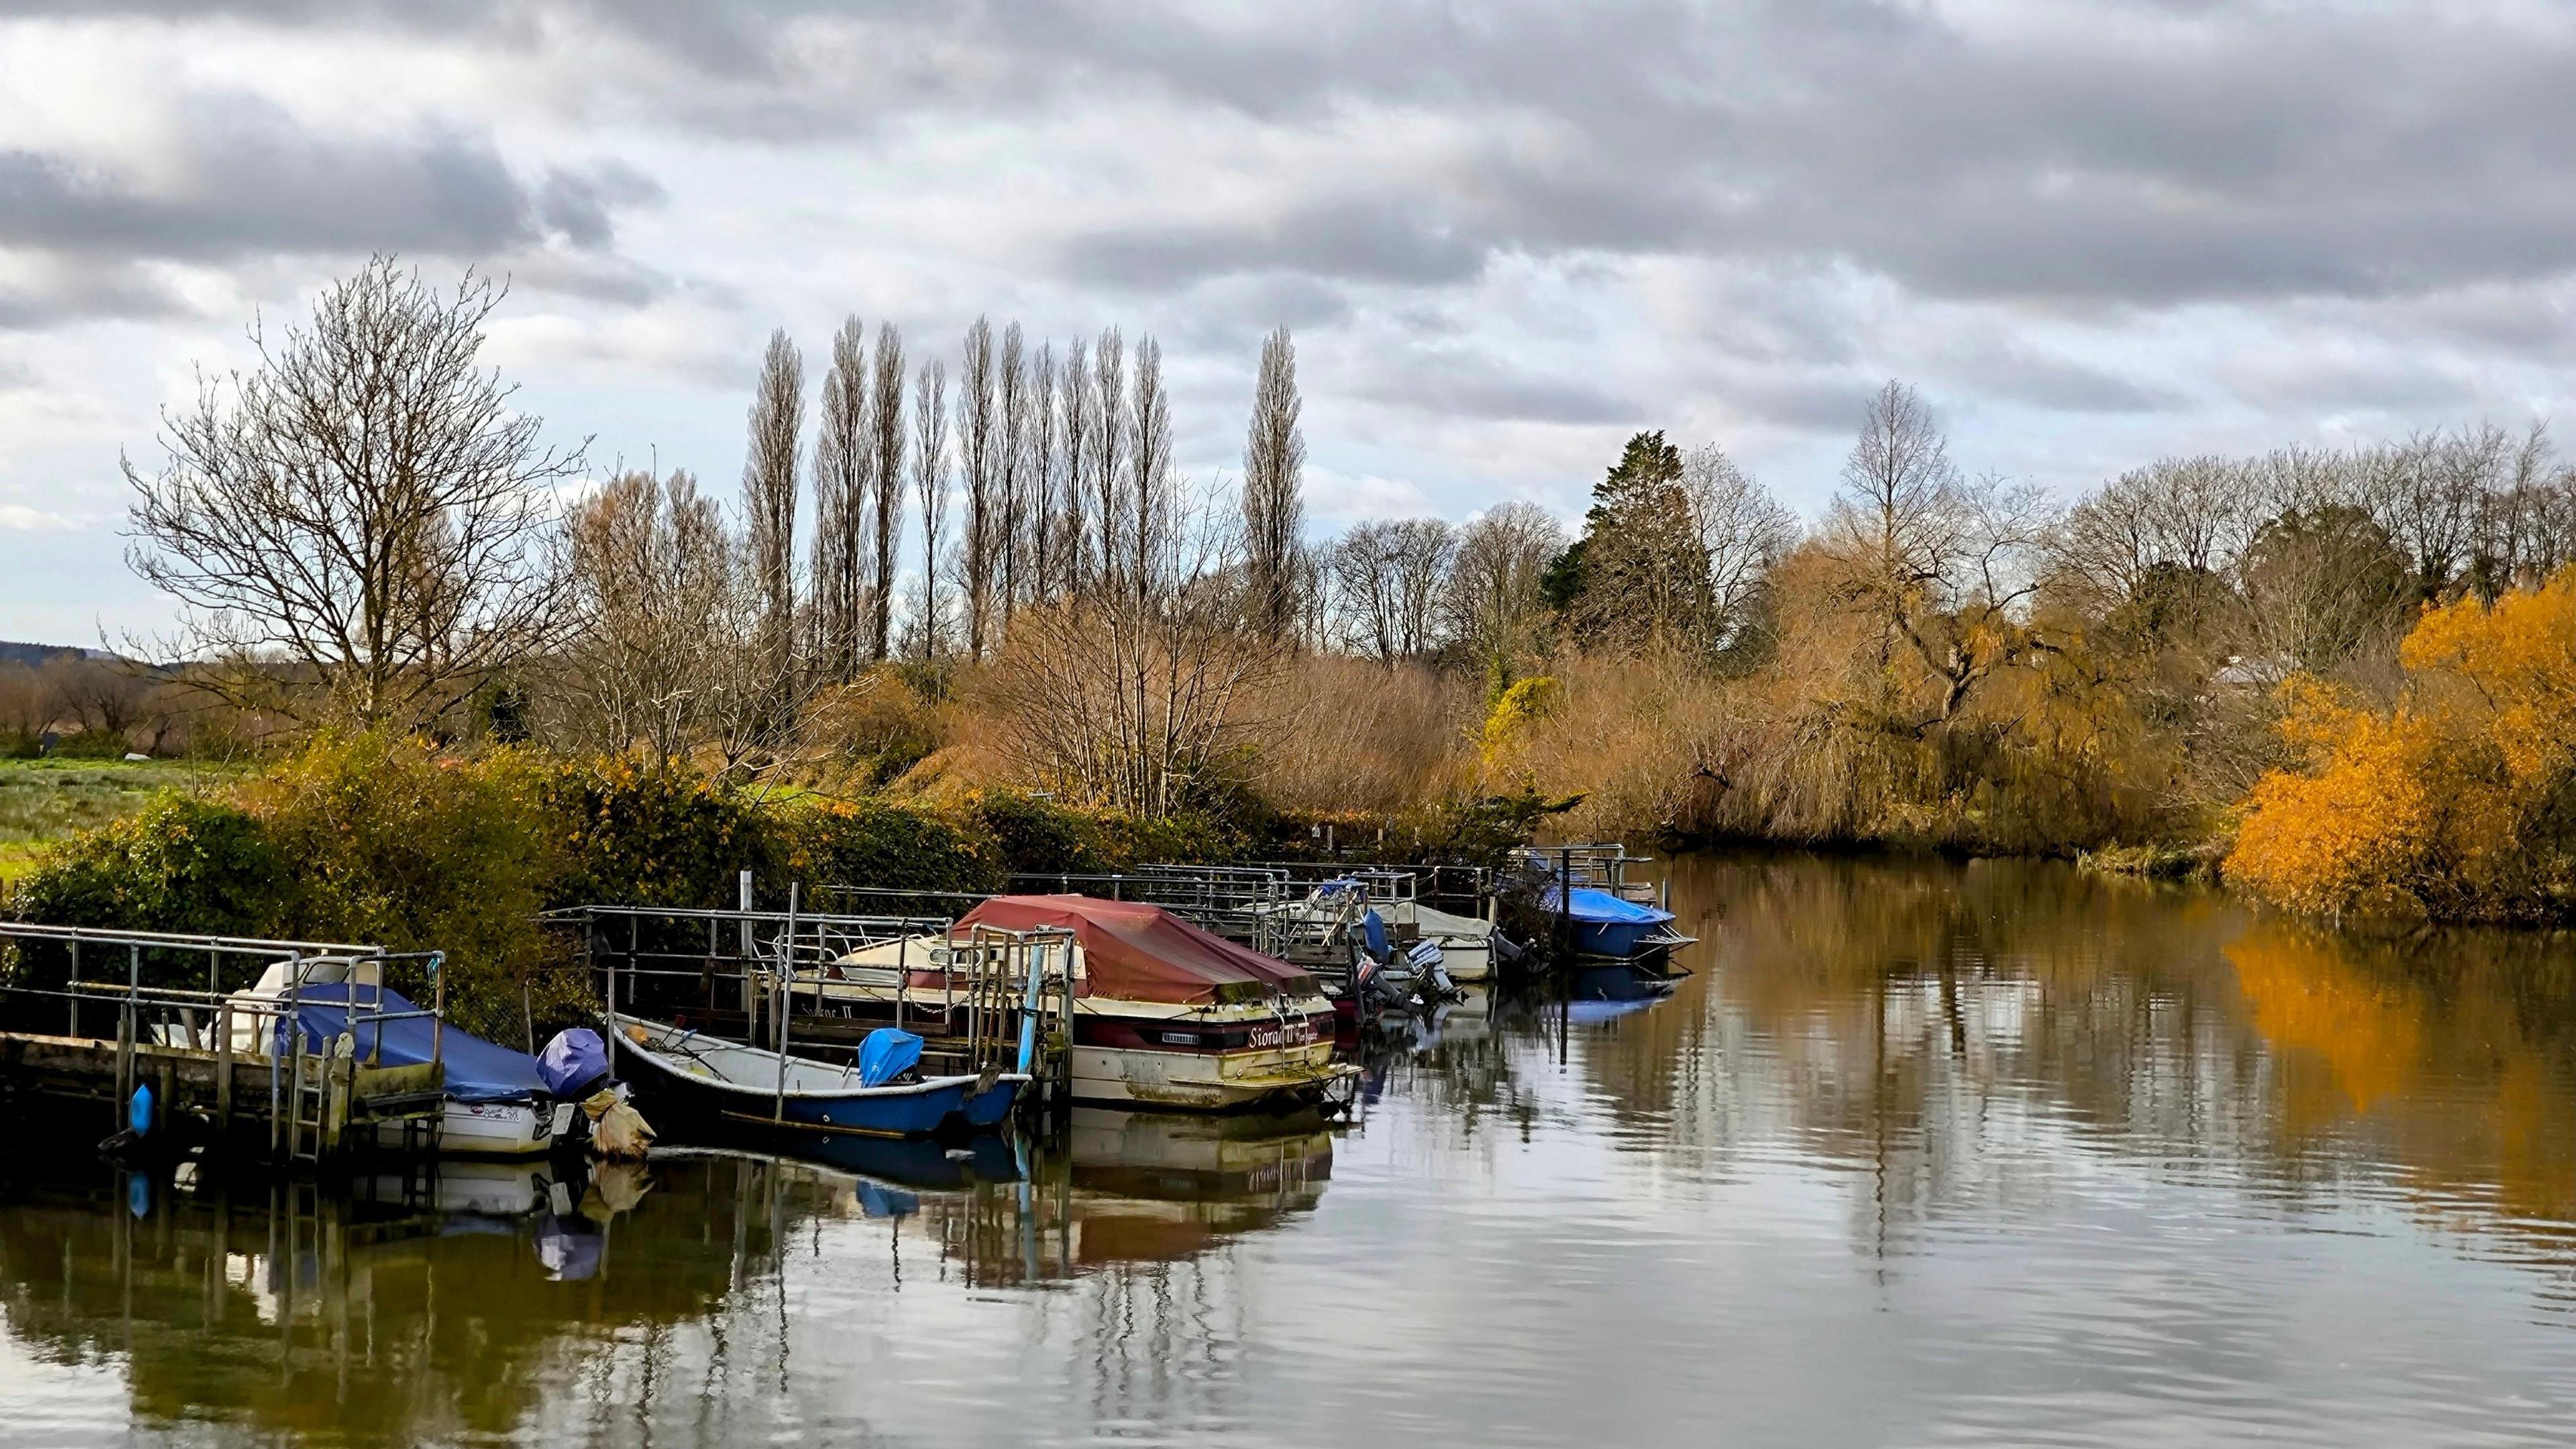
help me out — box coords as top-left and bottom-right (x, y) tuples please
(127, 1083), (154, 1137)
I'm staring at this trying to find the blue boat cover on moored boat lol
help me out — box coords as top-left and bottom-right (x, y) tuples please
(857, 1027), (924, 1087)
(538, 1027), (611, 1099)
(1546, 885), (1676, 927)
(274, 984), (550, 1104)
(1362, 908), (1390, 962)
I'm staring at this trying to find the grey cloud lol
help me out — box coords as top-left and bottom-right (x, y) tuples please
(0, 270), (186, 331)
(2219, 356), (2478, 415)
(0, 93), (666, 323)
(536, 163), (667, 250)
(1362, 350), (1637, 427)
(1731, 375), (1884, 434)
(1061, 201), (1484, 290)
(1944, 343), (2185, 415)
(394, 1), (2576, 317)
(17, 3), (2576, 311)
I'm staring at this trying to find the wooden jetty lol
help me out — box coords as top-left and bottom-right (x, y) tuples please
(0, 924), (449, 1162)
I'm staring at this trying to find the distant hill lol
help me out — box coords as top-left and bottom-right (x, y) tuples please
(0, 641), (117, 668)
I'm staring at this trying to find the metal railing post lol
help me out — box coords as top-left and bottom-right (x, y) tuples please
(773, 883), (798, 1122)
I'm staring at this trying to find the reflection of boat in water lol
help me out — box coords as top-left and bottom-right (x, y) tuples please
(659, 1132), (1024, 1192)
(612, 1014), (1024, 1138)
(356, 1159), (559, 1218)
(1562, 964), (1680, 1024)
(1067, 1108), (1332, 1243)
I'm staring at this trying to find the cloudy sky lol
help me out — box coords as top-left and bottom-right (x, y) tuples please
(4, 0), (2575, 641)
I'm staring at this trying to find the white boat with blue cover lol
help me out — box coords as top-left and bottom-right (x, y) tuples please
(610, 1015), (1026, 1139)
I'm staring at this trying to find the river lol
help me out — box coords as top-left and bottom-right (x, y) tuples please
(3, 851), (2575, 1446)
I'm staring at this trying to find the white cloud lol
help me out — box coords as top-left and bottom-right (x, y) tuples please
(0, 502), (80, 531)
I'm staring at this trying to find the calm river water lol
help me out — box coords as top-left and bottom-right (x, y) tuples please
(6, 852), (2576, 1446)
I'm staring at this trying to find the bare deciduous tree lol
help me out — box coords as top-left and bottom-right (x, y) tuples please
(910, 360), (951, 657)
(1331, 518), (1454, 663)
(1091, 327), (1127, 596)
(957, 317), (1000, 656)
(1679, 443), (1797, 654)
(1446, 502), (1563, 688)
(1240, 327), (1305, 639)
(551, 469), (765, 763)
(742, 328), (803, 681)
(1028, 341), (1061, 605)
(1059, 336), (1094, 593)
(123, 256), (580, 727)
(810, 315), (871, 682)
(997, 322), (1029, 630)
(866, 324), (908, 661)
(1128, 334), (1175, 601)
(1824, 382), (2056, 724)
(987, 488), (1276, 817)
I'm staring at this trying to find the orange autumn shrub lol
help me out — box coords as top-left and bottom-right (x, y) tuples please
(2226, 569), (2576, 922)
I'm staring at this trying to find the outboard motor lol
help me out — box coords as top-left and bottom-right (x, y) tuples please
(1407, 938), (1458, 1001)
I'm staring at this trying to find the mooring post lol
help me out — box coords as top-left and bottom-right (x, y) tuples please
(215, 1000), (235, 1135)
(738, 869), (756, 1019)
(429, 951), (445, 1081)
(773, 883), (798, 1122)
(116, 943), (141, 1127)
(1559, 847), (1575, 968)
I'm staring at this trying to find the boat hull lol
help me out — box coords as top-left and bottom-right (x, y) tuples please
(364, 1098), (576, 1158)
(1069, 1039), (1353, 1112)
(1572, 919), (1664, 959)
(610, 1015), (1022, 1140)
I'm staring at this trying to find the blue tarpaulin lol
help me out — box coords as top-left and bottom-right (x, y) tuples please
(857, 1027), (924, 1087)
(1362, 908), (1391, 962)
(276, 984), (549, 1104)
(539, 1028), (611, 1099)
(1544, 885), (1675, 927)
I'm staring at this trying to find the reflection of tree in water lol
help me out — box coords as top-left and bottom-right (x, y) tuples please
(1566, 851), (2576, 1289)
(2225, 922), (2576, 1242)
(0, 1115), (1337, 1446)
(0, 1154), (819, 1446)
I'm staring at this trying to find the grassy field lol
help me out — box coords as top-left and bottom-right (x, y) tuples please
(0, 757), (246, 884)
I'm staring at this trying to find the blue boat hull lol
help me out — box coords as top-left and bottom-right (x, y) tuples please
(1572, 919), (1664, 959)
(963, 1076), (1025, 1128)
(780, 1079), (975, 1136)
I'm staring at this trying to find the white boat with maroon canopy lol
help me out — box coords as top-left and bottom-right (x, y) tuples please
(811, 895), (1350, 1113)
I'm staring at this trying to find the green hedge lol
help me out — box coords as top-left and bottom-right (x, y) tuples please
(4, 737), (1551, 1036)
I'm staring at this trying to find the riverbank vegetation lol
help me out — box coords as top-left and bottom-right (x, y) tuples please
(9, 257), (2576, 955)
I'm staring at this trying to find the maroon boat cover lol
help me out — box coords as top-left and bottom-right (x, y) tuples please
(957, 895), (1319, 1006)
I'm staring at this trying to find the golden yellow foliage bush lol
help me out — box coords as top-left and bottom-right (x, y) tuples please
(1478, 674), (1563, 765)
(2226, 569), (2576, 922)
